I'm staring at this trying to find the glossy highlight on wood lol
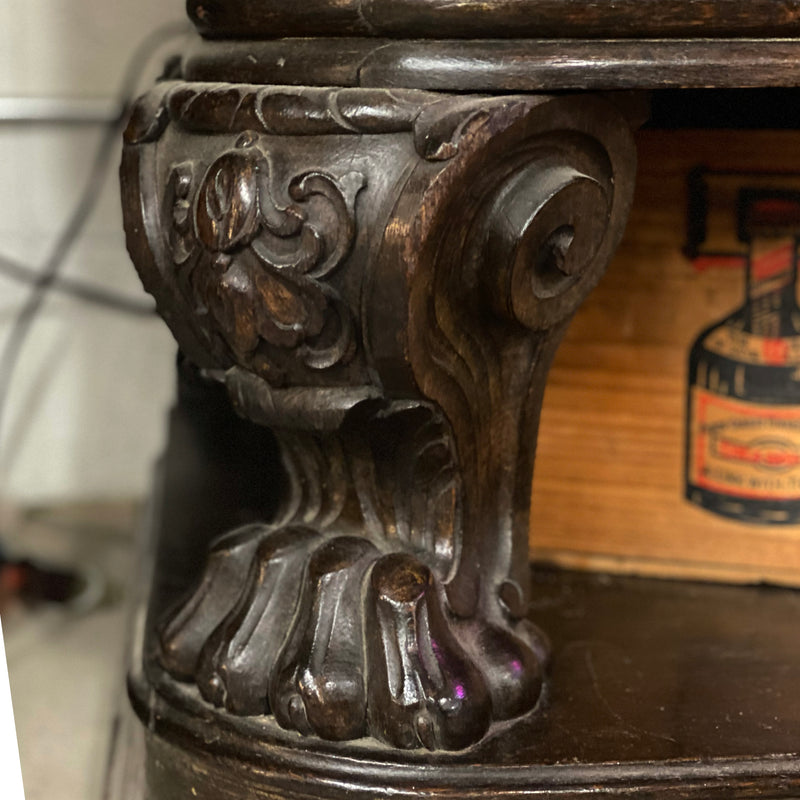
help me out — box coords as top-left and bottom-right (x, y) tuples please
(183, 38), (800, 92)
(187, 0), (800, 40)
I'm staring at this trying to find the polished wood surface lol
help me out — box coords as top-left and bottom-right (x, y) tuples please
(188, 0), (800, 39)
(118, 0), (800, 795)
(122, 81), (638, 752)
(183, 38), (800, 92)
(140, 563), (800, 797)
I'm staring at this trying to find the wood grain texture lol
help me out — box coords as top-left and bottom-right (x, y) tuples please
(183, 38), (800, 92)
(532, 129), (800, 585)
(187, 0), (800, 39)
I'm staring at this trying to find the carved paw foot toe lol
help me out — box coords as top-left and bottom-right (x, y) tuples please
(459, 620), (547, 723)
(271, 536), (379, 740)
(367, 553), (492, 750)
(194, 526), (322, 714)
(159, 523), (269, 682)
(159, 526), (547, 750)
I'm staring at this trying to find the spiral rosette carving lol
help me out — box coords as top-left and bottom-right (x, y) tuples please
(478, 160), (611, 331)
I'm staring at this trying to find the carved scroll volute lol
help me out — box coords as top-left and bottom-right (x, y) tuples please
(480, 162), (610, 331)
(369, 94), (637, 620)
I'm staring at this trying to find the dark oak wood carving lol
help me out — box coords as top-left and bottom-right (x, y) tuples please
(122, 82), (636, 751)
(168, 144), (363, 383)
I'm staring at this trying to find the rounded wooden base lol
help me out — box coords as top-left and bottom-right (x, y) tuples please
(131, 666), (548, 800)
(131, 562), (800, 800)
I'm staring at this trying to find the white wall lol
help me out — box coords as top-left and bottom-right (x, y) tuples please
(0, 2), (188, 503)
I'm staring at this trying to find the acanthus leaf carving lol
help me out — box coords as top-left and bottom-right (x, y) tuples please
(164, 132), (365, 386)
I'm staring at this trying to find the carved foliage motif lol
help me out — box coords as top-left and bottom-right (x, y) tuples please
(165, 132), (365, 386)
(125, 81), (495, 162)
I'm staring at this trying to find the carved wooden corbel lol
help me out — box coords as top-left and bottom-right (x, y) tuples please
(122, 84), (636, 752)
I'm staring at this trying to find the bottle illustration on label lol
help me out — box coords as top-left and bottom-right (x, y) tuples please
(686, 184), (800, 524)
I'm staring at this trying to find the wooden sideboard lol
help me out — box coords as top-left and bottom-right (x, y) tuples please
(117, 3), (800, 797)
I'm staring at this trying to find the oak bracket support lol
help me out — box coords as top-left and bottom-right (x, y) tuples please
(121, 80), (637, 755)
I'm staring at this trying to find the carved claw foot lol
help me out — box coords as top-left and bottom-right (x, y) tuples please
(365, 552), (546, 750)
(160, 526), (545, 751)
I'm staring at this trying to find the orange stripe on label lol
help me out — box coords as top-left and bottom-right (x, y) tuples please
(752, 242), (794, 281)
(716, 437), (800, 469)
